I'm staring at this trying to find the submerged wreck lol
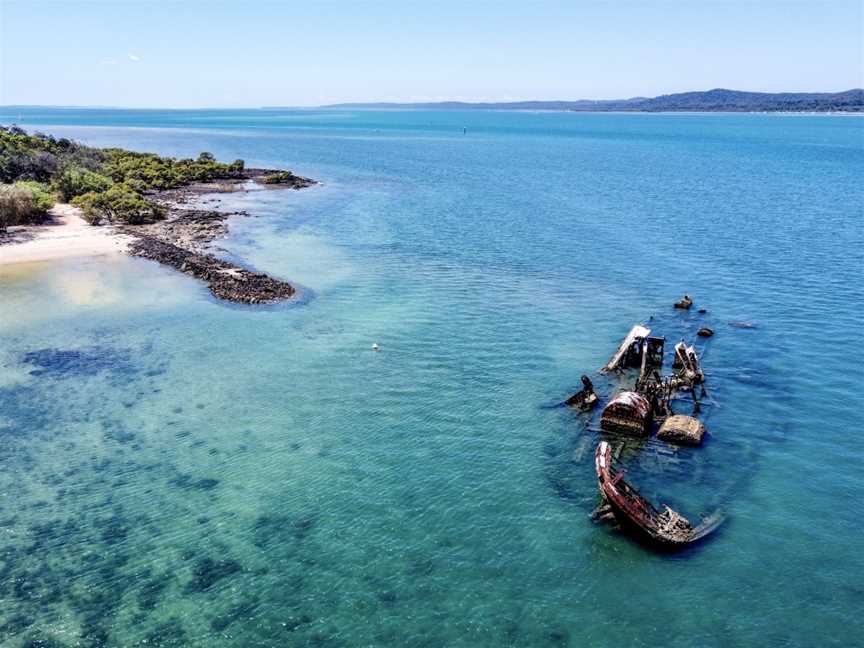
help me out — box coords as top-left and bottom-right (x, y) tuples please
(600, 391), (651, 436)
(601, 324), (664, 373)
(562, 307), (725, 549)
(565, 375), (598, 411)
(657, 414), (707, 446)
(673, 341), (705, 386)
(594, 441), (723, 548)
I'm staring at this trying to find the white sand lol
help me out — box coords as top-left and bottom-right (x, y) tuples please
(0, 204), (131, 266)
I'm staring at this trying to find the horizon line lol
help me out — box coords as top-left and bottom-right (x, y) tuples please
(1, 87), (862, 112)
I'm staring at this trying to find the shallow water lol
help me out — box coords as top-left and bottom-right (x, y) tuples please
(1, 109), (862, 647)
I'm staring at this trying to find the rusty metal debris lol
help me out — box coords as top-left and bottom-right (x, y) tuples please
(594, 441), (723, 548)
(673, 341), (705, 386)
(565, 375), (599, 411)
(601, 325), (665, 373)
(657, 415), (707, 446)
(600, 391), (651, 436)
(564, 307), (725, 549)
(674, 294), (693, 309)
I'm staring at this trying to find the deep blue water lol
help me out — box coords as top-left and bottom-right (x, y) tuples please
(0, 108), (862, 647)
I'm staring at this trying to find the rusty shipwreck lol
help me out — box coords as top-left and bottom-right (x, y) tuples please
(594, 441), (723, 548)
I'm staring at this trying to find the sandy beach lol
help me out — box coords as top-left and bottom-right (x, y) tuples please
(0, 203), (131, 266)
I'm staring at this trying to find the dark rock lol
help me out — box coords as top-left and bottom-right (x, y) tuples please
(293, 517), (316, 540)
(170, 473), (219, 490)
(22, 635), (69, 648)
(697, 327), (714, 337)
(283, 615), (312, 632)
(377, 590), (397, 605)
(209, 598), (259, 632)
(729, 321), (757, 329)
(186, 557), (242, 592)
(117, 168), (314, 305)
(252, 513), (290, 548)
(21, 347), (132, 378)
(144, 618), (187, 647)
(138, 573), (171, 610)
(674, 295), (693, 309)
(127, 235), (295, 304)
(98, 515), (129, 545)
(247, 168), (316, 189)
(80, 619), (110, 647)
(1, 613), (34, 635)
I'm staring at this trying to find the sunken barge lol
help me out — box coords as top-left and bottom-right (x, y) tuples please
(594, 441), (723, 548)
(564, 295), (723, 549)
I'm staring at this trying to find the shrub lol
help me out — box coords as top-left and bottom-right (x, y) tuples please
(71, 191), (108, 225)
(72, 184), (164, 226)
(52, 167), (114, 201)
(0, 182), (51, 231)
(16, 181), (56, 212)
(0, 128), (247, 228)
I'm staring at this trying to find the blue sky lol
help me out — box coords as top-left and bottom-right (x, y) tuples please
(1, 0), (861, 107)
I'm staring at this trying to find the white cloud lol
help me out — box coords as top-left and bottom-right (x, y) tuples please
(128, 53), (140, 62)
(100, 58), (119, 65)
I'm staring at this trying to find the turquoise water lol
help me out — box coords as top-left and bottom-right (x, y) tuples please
(1, 109), (862, 647)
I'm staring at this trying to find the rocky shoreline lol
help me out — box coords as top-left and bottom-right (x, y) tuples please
(123, 169), (315, 304)
(127, 234), (296, 304)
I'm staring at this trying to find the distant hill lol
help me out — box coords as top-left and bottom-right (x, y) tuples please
(317, 89), (864, 112)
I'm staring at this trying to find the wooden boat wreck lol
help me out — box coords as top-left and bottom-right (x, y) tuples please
(601, 324), (665, 373)
(600, 391), (652, 436)
(565, 375), (598, 411)
(594, 441), (723, 548)
(673, 342), (705, 385)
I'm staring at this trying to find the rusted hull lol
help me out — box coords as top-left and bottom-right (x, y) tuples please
(601, 324), (651, 372)
(603, 498), (687, 548)
(594, 441), (723, 549)
(600, 391), (651, 436)
(565, 389), (598, 411)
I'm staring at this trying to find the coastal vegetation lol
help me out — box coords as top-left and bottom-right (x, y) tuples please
(1, 125), (315, 303)
(0, 126), (247, 228)
(0, 181), (54, 231)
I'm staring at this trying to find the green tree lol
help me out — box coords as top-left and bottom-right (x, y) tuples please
(72, 184), (164, 225)
(53, 167), (113, 201)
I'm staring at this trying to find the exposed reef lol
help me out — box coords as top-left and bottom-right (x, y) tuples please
(128, 234), (295, 304)
(124, 169), (315, 304)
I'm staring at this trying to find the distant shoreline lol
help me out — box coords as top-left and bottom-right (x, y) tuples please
(309, 88), (864, 113)
(3, 87), (862, 114)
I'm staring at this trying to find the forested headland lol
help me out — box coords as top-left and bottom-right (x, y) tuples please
(0, 126), (305, 232)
